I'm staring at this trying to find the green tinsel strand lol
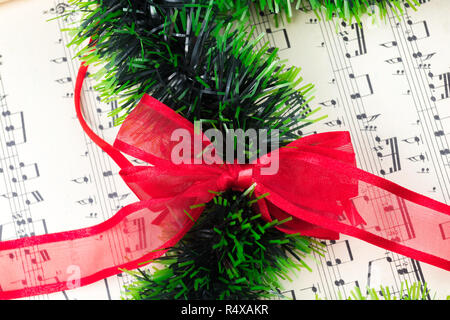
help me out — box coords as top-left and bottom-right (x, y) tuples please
(221, 0), (419, 23)
(317, 281), (445, 300)
(122, 190), (324, 300)
(66, 0), (323, 157)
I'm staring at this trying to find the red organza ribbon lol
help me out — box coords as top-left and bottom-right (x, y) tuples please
(0, 64), (448, 300)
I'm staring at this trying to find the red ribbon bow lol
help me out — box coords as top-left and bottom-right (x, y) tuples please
(0, 64), (448, 300)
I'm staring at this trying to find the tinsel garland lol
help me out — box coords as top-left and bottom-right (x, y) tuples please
(63, 0), (421, 300)
(123, 190), (323, 300)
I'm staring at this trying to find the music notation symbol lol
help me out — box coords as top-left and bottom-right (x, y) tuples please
(407, 153), (426, 162)
(25, 248), (51, 265)
(402, 136), (420, 145)
(50, 57), (67, 64)
(393, 69), (405, 76)
(249, 9), (290, 52)
(324, 118), (343, 127)
(362, 125), (377, 132)
(385, 57), (402, 64)
(102, 170), (115, 177)
(406, 20), (430, 41)
(24, 191), (44, 205)
(71, 176), (90, 184)
(306, 18), (318, 24)
(98, 122), (114, 131)
(1, 191), (18, 199)
(430, 73), (450, 102)
(341, 23), (367, 58)
(55, 77), (72, 84)
(319, 99), (337, 107)
(325, 240), (354, 267)
(349, 74), (373, 99)
(76, 196), (95, 205)
(3, 111), (27, 146)
(43, 3), (70, 15)
(356, 113), (381, 123)
(10, 163), (40, 183)
(265, 27), (291, 51)
(412, 51), (435, 60)
(375, 137), (401, 175)
(108, 192), (130, 201)
(297, 130), (317, 137)
(417, 63), (431, 70)
(16, 217), (32, 227)
(380, 41), (398, 48)
(434, 130), (447, 137)
(434, 114), (450, 121)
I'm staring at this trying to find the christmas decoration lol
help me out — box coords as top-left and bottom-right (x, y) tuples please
(66, 0), (327, 300)
(1, 0), (448, 301)
(317, 281), (444, 300)
(65, 0), (448, 300)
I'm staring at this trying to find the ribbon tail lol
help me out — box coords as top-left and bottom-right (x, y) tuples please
(0, 199), (198, 300)
(255, 152), (450, 271)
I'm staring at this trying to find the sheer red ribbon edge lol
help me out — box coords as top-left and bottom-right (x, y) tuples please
(0, 200), (192, 299)
(0, 62), (448, 299)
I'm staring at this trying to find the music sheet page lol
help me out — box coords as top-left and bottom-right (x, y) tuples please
(0, 0), (448, 299)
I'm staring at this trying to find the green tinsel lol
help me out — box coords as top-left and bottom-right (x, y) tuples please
(225, 0), (419, 23)
(67, 0), (322, 153)
(122, 190), (324, 300)
(317, 281), (445, 300)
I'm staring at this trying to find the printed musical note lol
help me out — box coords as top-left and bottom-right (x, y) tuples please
(50, 57), (68, 64)
(402, 136), (421, 145)
(356, 113), (381, 123)
(55, 77), (72, 84)
(349, 74), (374, 99)
(430, 72), (450, 101)
(380, 41), (398, 48)
(319, 99), (337, 107)
(71, 176), (90, 184)
(76, 196), (95, 206)
(341, 22), (367, 58)
(406, 20), (430, 41)
(24, 191), (44, 205)
(324, 118), (343, 127)
(385, 57), (403, 64)
(325, 240), (354, 266)
(3, 111), (27, 146)
(375, 137), (401, 175)
(10, 163), (40, 183)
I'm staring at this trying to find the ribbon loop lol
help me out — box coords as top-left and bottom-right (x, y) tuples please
(216, 166), (254, 191)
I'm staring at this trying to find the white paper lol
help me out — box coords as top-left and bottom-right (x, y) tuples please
(0, 0), (448, 300)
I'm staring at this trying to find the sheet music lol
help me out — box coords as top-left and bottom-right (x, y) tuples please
(0, 0), (447, 299)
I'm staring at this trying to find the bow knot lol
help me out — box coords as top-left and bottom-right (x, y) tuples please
(217, 166), (254, 191)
